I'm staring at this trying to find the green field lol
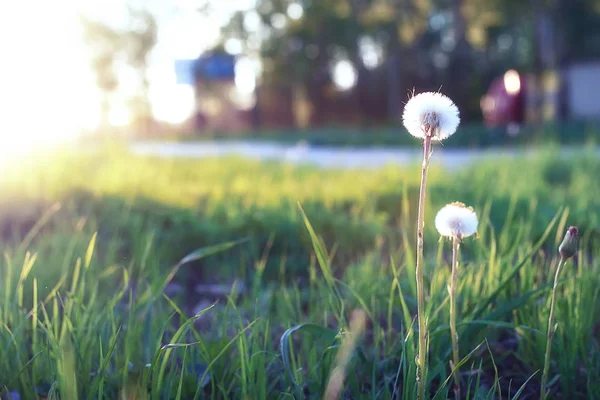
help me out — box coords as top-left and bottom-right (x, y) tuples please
(0, 144), (598, 399)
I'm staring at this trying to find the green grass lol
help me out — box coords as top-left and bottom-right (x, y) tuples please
(0, 143), (599, 398)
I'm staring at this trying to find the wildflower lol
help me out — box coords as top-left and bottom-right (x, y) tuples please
(402, 92), (460, 141)
(435, 201), (478, 399)
(558, 226), (578, 260)
(435, 202), (479, 239)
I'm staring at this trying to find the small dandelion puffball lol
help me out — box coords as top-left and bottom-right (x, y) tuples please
(402, 92), (460, 141)
(435, 202), (478, 239)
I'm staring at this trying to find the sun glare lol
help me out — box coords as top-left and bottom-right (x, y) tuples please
(149, 62), (197, 124)
(0, 0), (253, 163)
(1, 0), (98, 160)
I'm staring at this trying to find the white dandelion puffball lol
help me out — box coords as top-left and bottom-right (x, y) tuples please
(402, 92), (460, 140)
(435, 202), (478, 238)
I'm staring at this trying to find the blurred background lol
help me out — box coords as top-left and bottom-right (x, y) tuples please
(3, 0), (600, 150)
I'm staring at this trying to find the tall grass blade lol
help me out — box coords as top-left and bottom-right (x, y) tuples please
(511, 371), (539, 400)
(86, 327), (122, 400)
(280, 323), (339, 397)
(17, 202), (61, 253)
(84, 232), (97, 270)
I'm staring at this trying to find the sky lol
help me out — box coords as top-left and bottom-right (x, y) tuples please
(0, 0), (255, 150)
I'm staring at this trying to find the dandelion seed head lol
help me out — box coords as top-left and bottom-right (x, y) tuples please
(402, 92), (460, 141)
(435, 202), (478, 239)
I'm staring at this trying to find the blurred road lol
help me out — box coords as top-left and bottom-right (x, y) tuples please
(129, 140), (596, 170)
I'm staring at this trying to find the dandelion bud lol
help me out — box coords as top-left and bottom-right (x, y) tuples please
(402, 92), (460, 141)
(558, 226), (578, 260)
(435, 202), (478, 239)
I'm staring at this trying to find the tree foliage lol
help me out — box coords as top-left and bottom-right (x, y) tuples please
(80, 5), (158, 128)
(219, 0), (600, 123)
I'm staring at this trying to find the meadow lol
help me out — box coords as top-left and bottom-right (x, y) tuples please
(0, 143), (598, 399)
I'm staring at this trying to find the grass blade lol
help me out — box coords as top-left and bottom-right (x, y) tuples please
(280, 323), (339, 397)
(84, 232), (97, 270)
(469, 207), (563, 320)
(86, 327), (122, 400)
(511, 370), (539, 400)
(157, 237), (250, 293)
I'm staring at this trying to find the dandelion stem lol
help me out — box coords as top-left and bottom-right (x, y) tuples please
(416, 135), (432, 400)
(540, 257), (566, 400)
(450, 235), (461, 399)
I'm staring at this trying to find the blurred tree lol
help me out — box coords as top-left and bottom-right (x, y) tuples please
(555, 0), (600, 63)
(216, 0), (600, 125)
(124, 6), (158, 134)
(218, 0), (429, 124)
(81, 18), (122, 129)
(81, 4), (158, 133)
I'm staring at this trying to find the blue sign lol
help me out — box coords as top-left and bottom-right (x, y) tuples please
(199, 53), (236, 80)
(175, 53), (236, 85)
